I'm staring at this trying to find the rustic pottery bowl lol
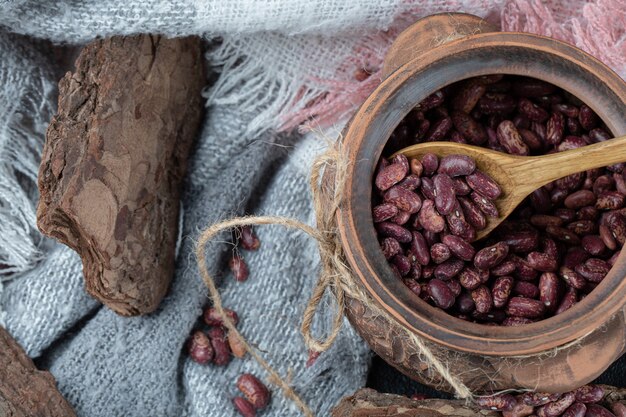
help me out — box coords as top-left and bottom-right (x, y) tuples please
(338, 13), (626, 393)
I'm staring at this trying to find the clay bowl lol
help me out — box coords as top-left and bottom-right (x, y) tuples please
(338, 13), (626, 393)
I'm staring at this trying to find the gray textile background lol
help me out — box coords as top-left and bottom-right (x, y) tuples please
(0, 1), (624, 416)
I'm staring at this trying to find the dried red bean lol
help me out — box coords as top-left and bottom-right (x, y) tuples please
(392, 154), (410, 171)
(506, 297), (545, 318)
(418, 199), (446, 233)
(574, 385), (604, 404)
(410, 158), (423, 176)
(375, 163), (407, 191)
(208, 327), (231, 366)
(426, 279), (455, 309)
(530, 215), (563, 228)
(458, 196), (487, 229)
(465, 171), (502, 200)
(503, 316), (534, 326)
(526, 251), (558, 272)
(565, 190), (597, 209)
(590, 128), (611, 143)
(452, 178), (472, 195)
(390, 210), (411, 225)
(575, 258), (610, 283)
(392, 254), (412, 276)
(578, 104), (598, 130)
(438, 154), (476, 177)
(537, 392), (576, 417)
(430, 243), (451, 264)
(555, 287), (578, 314)
(546, 226), (582, 245)
(188, 331), (214, 364)
(425, 117), (454, 141)
(582, 235), (606, 256)
(380, 237), (401, 259)
(239, 226), (260, 251)
(416, 90), (445, 112)
(204, 307), (239, 327)
(471, 285), (493, 314)
(513, 79), (556, 97)
(404, 278), (421, 296)
(593, 175), (615, 194)
(377, 222), (412, 243)
(546, 112), (565, 145)
(446, 279), (462, 297)
(433, 174), (457, 215)
(453, 83), (487, 113)
(237, 374), (271, 409)
(475, 394), (517, 411)
(492, 276), (514, 308)
(577, 207), (599, 221)
(397, 174), (421, 190)
(518, 98), (549, 122)
(513, 281), (540, 298)
(471, 191), (499, 217)
(442, 234), (475, 261)
(503, 229), (540, 253)
(434, 258), (464, 280)
(384, 186), (422, 214)
(522, 393), (562, 407)
(559, 266), (587, 290)
(458, 266), (483, 290)
(563, 247), (591, 269)
(456, 292), (476, 313)
(539, 272), (561, 311)
(555, 208), (577, 223)
(233, 397), (256, 417)
(567, 117), (582, 135)
(446, 205), (476, 241)
(611, 403), (626, 417)
(410, 231), (431, 265)
(452, 111), (487, 145)
(585, 404), (616, 417)
(530, 188), (552, 213)
(373, 203), (399, 222)
(562, 403), (587, 417)
(474, 241), (509, 270)
(596, 191), (625, 210)
(556, 172), (584, 191)
(604, 211), (626, 245)
(497, 120), (530, 155)
(230, 255), (250, 282)
(558, 136), (587, 151)
(492, 259), (517, 276)
(478, 92), (517, 115)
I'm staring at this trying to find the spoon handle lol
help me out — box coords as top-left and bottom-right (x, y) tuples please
(511, 134), (626, 189)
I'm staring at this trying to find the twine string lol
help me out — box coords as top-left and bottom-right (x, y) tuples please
(194, 142), (473, 417)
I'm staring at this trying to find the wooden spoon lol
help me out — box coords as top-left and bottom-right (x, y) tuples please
(393, 135), (626, 241)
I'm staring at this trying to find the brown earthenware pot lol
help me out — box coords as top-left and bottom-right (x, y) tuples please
(339, 13), (626, 393)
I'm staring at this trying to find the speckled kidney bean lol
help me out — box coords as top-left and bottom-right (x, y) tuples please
(384, 186), (422, 214)
(492, 276), (514, 308)
(392, 254), (412, 276)
(427, 279), (455, 309)
(471, 191), (500, 217)
(375, 163), (407, 191)
(538, 272), (561, 311)
(611, 403), (626, 417)
(503, 230), (540, 253)
(475, 394), (517, 411)
(421, 153), (439, 175)
(466, 170), (502, 199)
(506, 296), (545, 318)
(513, 281), (540, 298)
(471, 285), (493, 314)
(451, 111), (487, 144)
(526, 251), (558, 272)
(559, 266), (587, 290)
(377, 222), (412, 243)
(458, 196), (487, 229)
(522, 393), (563, 407)
(537, 393), (577, 417)
(459, 266), (483, 290)
(418, 199), (446, 233)
(563, 247), (590, 269)
(585, 405), (616, 417)
(442, 234), (475, 261)
(380, 237), (401, 259)
(561, 403), (587, 417)
(575, 258), (610, 282)
(438, 154), (476, 177)
(453, 82), (486, 113)
(546, 226), (581, 245)
(578, 104), (598, 130)
(604, 212), (626, 244)
(491, 259), (517, 276)
(373, 203), (399, 222)
(391, 210), (411, 225)
(408, 230), (431, 266)
(564, 190), (597, 209)
(581, 235), (606, 256)
(446, 206), (475, 241)
(474, 242), (509, 270)
(546, 112), (565, 145)
(596, 191), (625, 210)
(397, 174), (421, 190)
(432, 173), (457, 215)
(497, 120), (530, 155)
(434, 258), (464, 281)
(519, 98), (549, 122)
(555, 287), (578, 314)
(573, 386), (604, 404)
(430, 243), (451, 264)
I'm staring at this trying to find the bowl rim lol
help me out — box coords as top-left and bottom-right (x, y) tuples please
(337, 31), (626, 356)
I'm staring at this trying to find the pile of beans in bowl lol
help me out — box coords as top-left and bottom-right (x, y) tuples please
(372, 74), (624, 325)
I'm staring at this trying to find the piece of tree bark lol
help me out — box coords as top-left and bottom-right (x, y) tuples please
(332, 387), (626, 417)
(0, 326), (76, 417)
(37, 35), (205, 316)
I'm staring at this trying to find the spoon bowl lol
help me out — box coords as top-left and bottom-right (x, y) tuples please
(394, 135), (626, 240)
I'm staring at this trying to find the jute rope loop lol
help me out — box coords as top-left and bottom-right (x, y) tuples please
(194, 142), (473, 417)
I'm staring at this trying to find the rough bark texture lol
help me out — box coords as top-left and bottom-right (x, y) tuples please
(37, 35), (205, 316)
(332, 387), (626, 417)
(0, 326), (76, 417)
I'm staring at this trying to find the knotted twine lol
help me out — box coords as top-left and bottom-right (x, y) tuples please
(194, 140), (473, 417)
